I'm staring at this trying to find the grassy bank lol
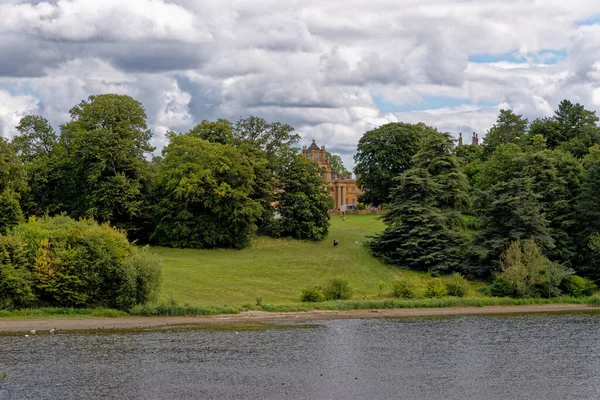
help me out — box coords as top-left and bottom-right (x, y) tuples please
(155, 214), (484, 306)
(1, 296), (599, 319)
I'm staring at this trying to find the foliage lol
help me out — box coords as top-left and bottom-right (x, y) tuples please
(270, 156), (333, 240)
(425, 279), (448, 298)
(0, 235), (35, 308)
(151, 134), (265, 249)
(488, 276), (516, 297)
(188, 119), (234, 144)
(483, 109), (528, 155)
(0, 190), (24, 235)
(368, 132), (470, 273)
(301, 286), (324, 302)
(354, 122), (426, 206)
(13, 115), (58, 163)
(323, 277), (353, 300)
(497, 238), (570, 298)
(233, 115), (300, 173)
(445, 273), (469, 297)
(0, 216), (162, 310)
(392, 278), (417, 299)
(472, 178), (553, 275)
(325, 152), (349, 177)
(560, 275), (596, 297)
(58, 94), (154, 236)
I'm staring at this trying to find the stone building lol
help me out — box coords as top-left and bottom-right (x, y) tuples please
(457, 132), (480, 146)
(301, 139), (363, 210)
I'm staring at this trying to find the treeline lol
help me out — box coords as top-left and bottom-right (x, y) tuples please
(0, 94), (334, 249)
(357, 100), (600, 296)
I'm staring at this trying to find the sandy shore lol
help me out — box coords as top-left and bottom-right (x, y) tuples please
(0, 304), (598, 333)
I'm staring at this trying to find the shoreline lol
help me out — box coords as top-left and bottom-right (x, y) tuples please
(1, 304), (599, 333)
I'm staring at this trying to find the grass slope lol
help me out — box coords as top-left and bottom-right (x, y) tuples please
(155, 214), (425, 306)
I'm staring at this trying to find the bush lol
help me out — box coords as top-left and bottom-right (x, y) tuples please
(425, 279), (448, 298)
(301, 286), (324, 302)
(561, 275), (596, 297)
(445, 273), (469, 297)
(323, 278), (353, 300)
(489, 276), (516, 297)
(357, 203), (366, 211)
(1, 216), (162, 310)
(0, 235), (35, 308)
(392, 278), (416, 299)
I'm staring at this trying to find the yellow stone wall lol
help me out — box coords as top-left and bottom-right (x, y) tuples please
(301, 139), (363, 210)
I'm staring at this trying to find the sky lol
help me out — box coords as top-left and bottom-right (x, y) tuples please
(2, 0), (600, 169)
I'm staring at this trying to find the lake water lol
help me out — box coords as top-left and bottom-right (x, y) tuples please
(2, 313), (600, 399)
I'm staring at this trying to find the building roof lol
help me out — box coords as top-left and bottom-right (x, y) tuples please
(308, 138), (320, 150)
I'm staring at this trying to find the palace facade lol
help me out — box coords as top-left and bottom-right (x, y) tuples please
(301, 139), (363, 210)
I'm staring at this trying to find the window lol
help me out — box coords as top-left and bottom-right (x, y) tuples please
(316, 154), (319, 159)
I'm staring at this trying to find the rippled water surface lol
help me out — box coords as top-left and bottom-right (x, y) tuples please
(2, 313), (600, 399)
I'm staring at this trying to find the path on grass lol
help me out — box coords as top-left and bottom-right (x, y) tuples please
(1, 304), (598, 333)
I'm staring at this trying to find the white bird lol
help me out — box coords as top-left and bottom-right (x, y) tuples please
(49, 328), (55, 334)
(236, 332), (239, 334)
(30, 329), (36, 335)
(24, 334), (29, 338)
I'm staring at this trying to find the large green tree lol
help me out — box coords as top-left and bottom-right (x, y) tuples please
(354, 122), (426, 206)
(0, 138), (25, 233)
(188, 119), (233, 145)
(472, 177), (554, 276)
(368, 132), (470, 273)
(59, 94), (154, 235)
(482, 109), (528, 155)
(271, 156), (334, 241)
(151, 134), (265, 249)
(12, 115), (64, 217)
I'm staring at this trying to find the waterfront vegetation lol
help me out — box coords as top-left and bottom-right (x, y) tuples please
(3, 94), (600, 316)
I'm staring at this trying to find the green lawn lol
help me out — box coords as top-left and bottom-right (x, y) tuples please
(154, 214), (430, 306)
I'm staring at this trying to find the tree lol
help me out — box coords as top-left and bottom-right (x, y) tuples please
(151, 134), (265, 249)
(483, 109), (528, 155)
(472, 178), (554, 276)
(188, 119), (233, 144)
(13, 115), (58, 162)
(354, 122), (426, 206)
(271, 156), (333, 240)
(0, 139), (25, 233)
(0, 138), (24, 194)
(325, 152), (349, 178)
(368, 132), (470, 273)
(12, 115), (64, 218)
(59, 94), (154, 235)
(554, 100), (600, 158)
(498, 238), (569, 298)
(233, 116), (300, 172)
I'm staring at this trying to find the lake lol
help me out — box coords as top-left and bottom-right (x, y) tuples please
(2, 313), (600, 399)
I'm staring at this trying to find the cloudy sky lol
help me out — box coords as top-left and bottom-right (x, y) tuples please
(2, 0), (600, 168)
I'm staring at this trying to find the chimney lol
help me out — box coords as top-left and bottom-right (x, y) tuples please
(472, 132), (479, 146)
(458, 132), (463, 146)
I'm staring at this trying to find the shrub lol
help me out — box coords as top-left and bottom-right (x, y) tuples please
(392, 278), (416, 299)
(561, 275), (597, 297)
(425, 279), (448, 298)
(301, 286), (324, 302)
(0, 235), (35, 308)
(1, 216), (162, 310)
(489, 276), (516, 297)
(323, 278), (353, 300)
(445, 272), (469, 297)
(357, 203), (367, 211)
(498, 238), (569, 298)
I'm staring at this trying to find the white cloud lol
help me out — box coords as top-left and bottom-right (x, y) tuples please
(0, 91), (39, 138)
(2, 0), (600, 169)
(0, 0), (211, 42)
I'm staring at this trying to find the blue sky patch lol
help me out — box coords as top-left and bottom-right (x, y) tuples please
(373, 96), (497, 112)
(469, 49), (567, 65)
(577, 15), (600, 26)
